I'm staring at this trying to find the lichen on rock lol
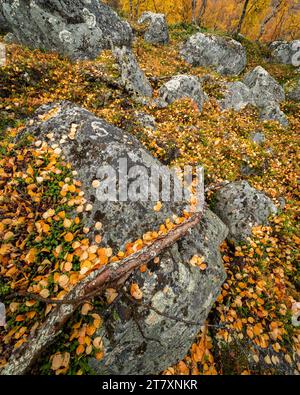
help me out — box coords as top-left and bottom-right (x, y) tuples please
(138, 11), (169, 45)
(212, 180), (277, 244)
(1, 0), (133, 60)
(20, 101), (228, 375)
(180, 33), (247, 76)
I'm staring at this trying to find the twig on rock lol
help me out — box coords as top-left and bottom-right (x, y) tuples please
(1, 210), (204, 375)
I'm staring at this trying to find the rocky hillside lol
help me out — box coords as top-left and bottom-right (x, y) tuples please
(0, 0), (299, 376)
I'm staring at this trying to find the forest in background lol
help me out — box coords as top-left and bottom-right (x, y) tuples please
(105, 0), (300, 42)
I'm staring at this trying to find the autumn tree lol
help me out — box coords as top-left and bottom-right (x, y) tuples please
(116, 0), (300, 40)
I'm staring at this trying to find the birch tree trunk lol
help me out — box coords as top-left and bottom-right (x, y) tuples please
(236, 0), (250, 34)
(257, 0), (282, 41)
(197, 0), (207, 26)
(192, 0), (197, 24)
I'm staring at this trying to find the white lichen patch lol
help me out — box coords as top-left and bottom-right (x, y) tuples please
(12, 0), (20, 10)
(202, 292), (213, 310)
(82, 8), (96, 29)
(91, 122), (109, 137)
(59, 30), (73, 44)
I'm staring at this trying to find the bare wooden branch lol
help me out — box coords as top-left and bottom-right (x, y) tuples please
(1, 210), (204, 375)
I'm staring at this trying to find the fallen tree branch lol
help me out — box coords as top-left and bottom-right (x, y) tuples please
(1, 210), (204, 375)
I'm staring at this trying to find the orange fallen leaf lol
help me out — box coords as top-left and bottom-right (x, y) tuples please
(130, 283), (143, 300)
(81, 303), (93, 316)
(105, 288), (118, 304)
(64, 232), (74, 242)
(76, 344), (85, 355)
(58, 274), (69, 288)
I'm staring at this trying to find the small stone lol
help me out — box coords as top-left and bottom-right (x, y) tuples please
(219, 82), (253, 111)
(133, 112), (156, 130)
(138, 12), (169, 45)
(0, 303), (6, 327)
(243, 66), (285, 107)
(260, 102), (289, 127)
(249, 131), (265, 145)
(156, 75), (206, 111)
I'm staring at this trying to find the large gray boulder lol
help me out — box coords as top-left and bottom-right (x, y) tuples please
(113, 46), (153, 98)
(156, 74), (206, 110)
(243, 66), (285, 108)
(212, 181), (277, 244)
(1, 0), (132, 60)
(219, 81), (254, 111)
(138, 11), (169, 45)
(92, 209), (227, 374)
(21, 101), (228, 374)
(270, 40), (300, 66)
(218, 72), (288, 126)
(180, 33), (247, 76)
(243, 66), (288, 126)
